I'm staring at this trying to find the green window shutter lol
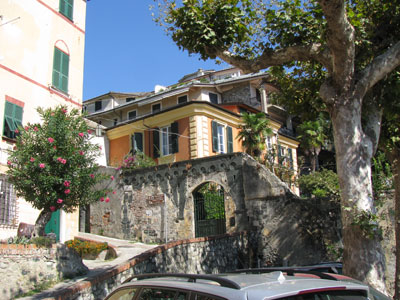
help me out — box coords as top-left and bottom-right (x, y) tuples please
(278, 145), (282, 158)
(288, 148), (294, 170)
(60, 0), (74, 20)
(211, 121), (218, 153)
(3, 101), (23, 139)
(153, 128), (160, 158)
(134, 132), (143, 153)
(52, 48), (69, 94)
(227, 126), (233, 153)
(171, 122), (179, 154)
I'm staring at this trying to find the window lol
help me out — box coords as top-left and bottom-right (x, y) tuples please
(107, 287), (137, 300)
(152, 103), (161, 113)
(288, 148), (294, 169)
(131, 132), (143, 153)
(266, 136), (272, 150)
(126, 97), (135, 103)
(211, 121), (233, 154)
(139, 288), (187, 300)
(209, 92), (219, 104)
(52, 47), (69, 94)
(59, 0), (73, 20)
(128, 110), (137, 120)
(153, 122), (179, 158)
(113, 119), (118, 126)
(0, 176), (17, 226)
(178, 95), (188, 104)
(95, 101), (102, 112)
(3, 101), (23, 139)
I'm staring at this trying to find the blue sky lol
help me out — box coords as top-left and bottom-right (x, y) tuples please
(83, 1), (228, 101)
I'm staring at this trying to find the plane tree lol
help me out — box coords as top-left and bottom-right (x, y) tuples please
(154, 0), (400, 291)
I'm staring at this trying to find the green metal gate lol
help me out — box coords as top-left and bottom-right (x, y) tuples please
(194, 183), (226, 238)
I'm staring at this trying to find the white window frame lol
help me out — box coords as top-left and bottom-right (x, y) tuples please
(161, 125), (172, 156)
(127, 110), (137, 120)
(152, 103), (162, 113)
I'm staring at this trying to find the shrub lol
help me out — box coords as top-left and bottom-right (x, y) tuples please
(298, 169), (340, 201)
(120, 151), (156, 170)
(65, 238), (108, 258)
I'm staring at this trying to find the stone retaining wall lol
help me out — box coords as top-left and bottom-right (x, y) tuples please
(0, 243), (88, 299)
(34, 232), (250, 300)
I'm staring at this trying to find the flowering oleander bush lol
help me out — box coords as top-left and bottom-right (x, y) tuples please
(6, 106), (111, 236)
(119, 151), (156, 170)
(65, 238), (108, 258)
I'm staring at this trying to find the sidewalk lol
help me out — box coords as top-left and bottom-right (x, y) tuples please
(19, 233), (157, 300)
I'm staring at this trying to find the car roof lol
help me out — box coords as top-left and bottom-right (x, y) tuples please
(113, 272), (369, 300)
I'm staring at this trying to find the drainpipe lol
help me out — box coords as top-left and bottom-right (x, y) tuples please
(164, 194), (168, 243)
(259, 84), (268, 114)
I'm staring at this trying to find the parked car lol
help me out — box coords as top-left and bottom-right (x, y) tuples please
(104, 268), (390, 300)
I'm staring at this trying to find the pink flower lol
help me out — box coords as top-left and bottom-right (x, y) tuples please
(87, 129), (92, 134)
(90, 174), (95, 179)
(57, 198), (63, 204)
(61, 108), (67, 114)
(110, 176), (114, 180)
(64, 180), (71, 187)
(53, 146), (57, 150)
(30, 157), (35, 162)
(39, 163), (45, 169)
(78, 132), (84, 137)
(50, 206), (56, 212)
(79, 150), (84, 155)
(34, 126), (38, 132)
(57, 157), (66, 164)
(112, 191), (116, 195)
(15, 129), (19, 134)
(7, 160), (11, 165)
(100, 197), (104, 202)
(24, 126), (29, 131)
(105, 197), (110, 203)
(48, 137), (54, 143)
(98, 146), (102, 150)
(64, 189), (70, 194)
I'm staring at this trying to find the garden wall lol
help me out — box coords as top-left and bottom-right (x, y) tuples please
(30, 232), (250, 300)
(0, 243), (88, 299)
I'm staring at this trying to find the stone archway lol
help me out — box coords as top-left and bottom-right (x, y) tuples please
(193, 182), (226, 238)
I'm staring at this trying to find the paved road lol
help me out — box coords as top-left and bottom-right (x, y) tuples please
(19, 232), (158, 300)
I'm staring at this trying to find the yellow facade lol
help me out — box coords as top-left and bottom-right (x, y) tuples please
(0, 0), (86, 240)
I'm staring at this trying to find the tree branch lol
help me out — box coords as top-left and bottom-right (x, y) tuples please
(356, 41), (400, 99)
(318, 0), (355, 88)
(213, 44), (332, 74)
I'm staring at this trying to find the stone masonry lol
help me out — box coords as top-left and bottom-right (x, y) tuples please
(90, 153), (341, 267)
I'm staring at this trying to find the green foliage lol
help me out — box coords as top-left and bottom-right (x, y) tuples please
(6, 236), (54, 248)
(6, 106), (110, 214)
(198, 183), (225, 220)
(158, 0), (253, 60)
(119, 151), (156, 170)
(7, 236), (30, 245)
(237, 112), (272, 158)
(372, 151), (393, 199)
(65, 238), (108, 258)
(264, 144), (297, 190)
(298, 169), (340, 202)
(30, 236), (54, 248)
(345, 207), (383, 240)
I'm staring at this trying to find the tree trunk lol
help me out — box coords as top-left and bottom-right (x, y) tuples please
(331, 98), (387, 293)
(33, 210), (53, 237)
(386, 148), (400, 299)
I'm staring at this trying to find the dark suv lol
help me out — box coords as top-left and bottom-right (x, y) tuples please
(104, 268), (390, 300)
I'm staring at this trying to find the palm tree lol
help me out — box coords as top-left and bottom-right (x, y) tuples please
(297, 117), (329, 172)
(237, 112), (273, 158)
